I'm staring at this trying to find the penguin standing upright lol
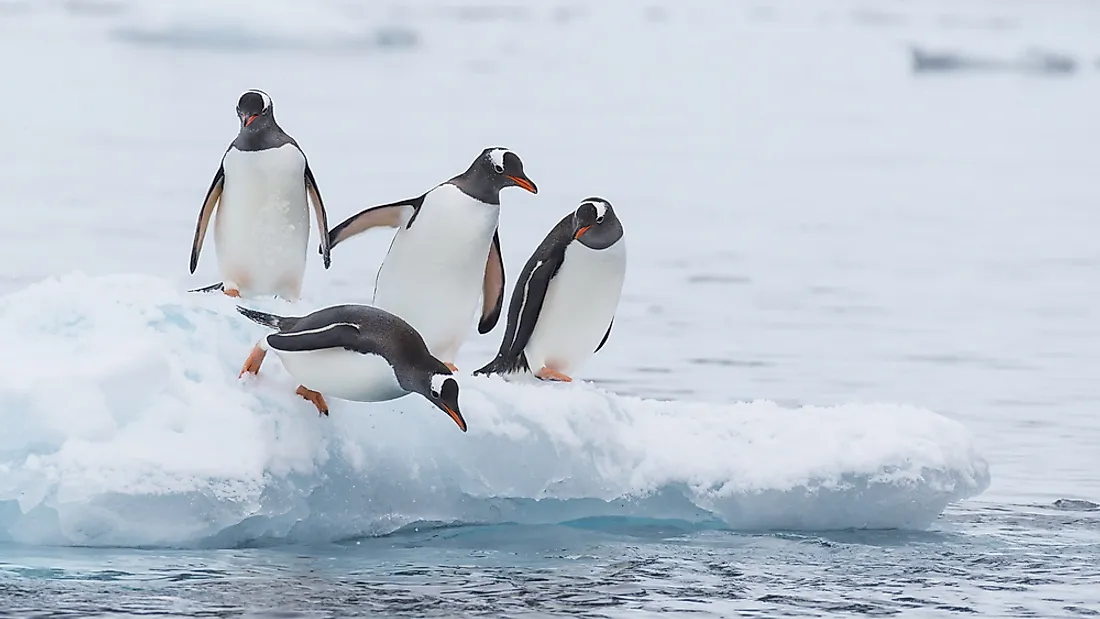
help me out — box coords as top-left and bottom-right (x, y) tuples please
(236, 303), (467, 432)
(475, 197), (626, 382)
(189, 89), (332, 301)
(325, 147), (537, 371)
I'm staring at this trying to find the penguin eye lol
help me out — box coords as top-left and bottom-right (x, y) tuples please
(596, 216), (604, 224)
(431, 389), (440, 398)
(493, 163), (504, 174)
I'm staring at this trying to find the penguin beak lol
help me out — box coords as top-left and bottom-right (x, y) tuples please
(574, 225), (591, 239)
(242, 114), (259, 127)
(507, 175), (538, 194)
(441, 403), (468, 432)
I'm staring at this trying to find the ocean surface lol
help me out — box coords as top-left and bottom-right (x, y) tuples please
(1, 0), (1099, 616)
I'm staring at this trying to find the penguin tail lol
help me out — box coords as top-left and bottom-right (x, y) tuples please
(473, 352), (529, 377)
(188, 282), (224, 294)
(236, 306), (290, 331)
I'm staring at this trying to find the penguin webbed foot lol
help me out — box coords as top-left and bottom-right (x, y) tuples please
(296, 385), (330, 416)
(536, 367), (573, 383)
(239, 343), (267, 378)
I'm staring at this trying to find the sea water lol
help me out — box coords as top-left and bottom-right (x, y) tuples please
(0, 0), (1098, 616)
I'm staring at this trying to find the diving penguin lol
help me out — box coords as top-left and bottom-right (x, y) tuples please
(324, 147), (538, 372)
(189, 89), (332, 301)
(474, 197), (626, 382)
(236, 304), (467, 431)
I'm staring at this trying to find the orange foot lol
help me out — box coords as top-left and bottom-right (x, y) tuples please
(238, 343), (267, 378)
(536, 367), (573, 382)
(445, 362), (459, 372)
(224, 288), (241, 298)
(296, 385), (330, 416)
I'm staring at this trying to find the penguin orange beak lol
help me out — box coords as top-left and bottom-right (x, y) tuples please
(442, 403), (468, 432)
(507, 175), (538, 194)
(243, 114), (259, 127)
(574, 225), (591, 239)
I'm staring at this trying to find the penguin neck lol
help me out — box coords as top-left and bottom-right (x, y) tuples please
(448, 165), (501, 205)
(232, 118), (294, 152)
(393, 354), (450, 395)
(390, 361), (421, 394)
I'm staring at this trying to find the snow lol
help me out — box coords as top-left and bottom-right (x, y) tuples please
(0, 273), (989, 547)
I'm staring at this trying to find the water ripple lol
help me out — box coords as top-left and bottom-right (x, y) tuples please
(1, 504), (1097, 617)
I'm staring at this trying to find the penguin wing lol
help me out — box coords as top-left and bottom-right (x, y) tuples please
(266, 322), (364, 353)
(189, 165), (225, 274)
(475, 214), (575, 377)
(595, 318), (614, 353)
(478, 229), (505, 334)
(304, 164), (332, 269)
(327, 195), (426, 250)
(498, 249), (565, 363)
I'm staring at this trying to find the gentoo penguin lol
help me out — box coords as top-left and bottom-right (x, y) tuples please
(236, 304), (467, 431)
(188, 89), (332, 301)
(474, 197), (625, 382)
(324, 147), (537, 371)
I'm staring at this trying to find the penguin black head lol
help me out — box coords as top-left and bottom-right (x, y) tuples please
(572, 197), (623, 250)
(423, 373), (467, 432)
(236, 89), (274, 129)
(483, 147), (537, 194)
(452, 147), (538, 203)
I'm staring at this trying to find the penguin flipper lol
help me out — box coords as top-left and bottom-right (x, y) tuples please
(267, 323), (363, 353)
(475, 216), (575, 377)
(507, 259), (558, 360)
(478, 229), (505, 334)
(189, 166), (225, 274)
(305, 164), (332, 269)
(595, 318), (614, 353)
(475, 251), (562, 376)
(326, 195), (425, 250)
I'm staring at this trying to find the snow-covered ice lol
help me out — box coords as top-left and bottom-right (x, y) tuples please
(0, 273), (988, 547)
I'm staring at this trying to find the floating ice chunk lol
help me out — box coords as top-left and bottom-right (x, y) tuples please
(0, 273), (990, 547)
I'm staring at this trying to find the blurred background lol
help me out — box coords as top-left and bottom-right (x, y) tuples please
(0, 0), (1097, 507)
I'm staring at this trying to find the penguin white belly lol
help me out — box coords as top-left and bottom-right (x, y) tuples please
(372, 185), (499, 362)
(272, 347), (407, 402)
(524, 241), (627, 375)
(214, 145), (310, 299)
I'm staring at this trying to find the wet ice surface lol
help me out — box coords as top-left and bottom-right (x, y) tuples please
(2, 0), (1100, 616)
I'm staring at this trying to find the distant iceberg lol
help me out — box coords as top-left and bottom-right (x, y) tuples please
(0, 274), (990, 547)
(111, 24), (419, 53)
(107, 1), (418, 53)
(910, 45), (1077, 76)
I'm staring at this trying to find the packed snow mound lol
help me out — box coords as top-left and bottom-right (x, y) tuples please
(0, 274), (990, 547)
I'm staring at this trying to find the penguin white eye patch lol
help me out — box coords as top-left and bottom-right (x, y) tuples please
(580, 201), (608, 221)
(488, 148), (509, 172)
